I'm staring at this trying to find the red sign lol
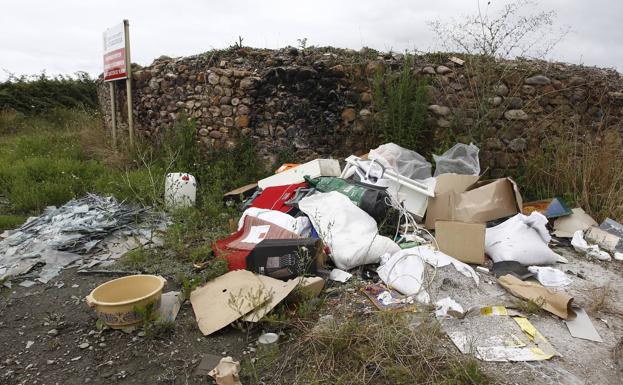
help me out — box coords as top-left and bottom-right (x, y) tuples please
(103, 23), (127, 82)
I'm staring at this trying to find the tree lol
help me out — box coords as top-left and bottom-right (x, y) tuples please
(427, 0), (569, 59)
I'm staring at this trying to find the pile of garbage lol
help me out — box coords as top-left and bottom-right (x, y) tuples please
(0, 194), (166, 285)
(190, 141), (623, 364)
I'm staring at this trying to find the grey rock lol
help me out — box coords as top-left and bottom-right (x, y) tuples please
(525, 75), (551, 85)
(436, 65), (452, 75)
(422, 66), (436, 75)
(507, 97), (523, 109)
(240, 77), (258, 90)
(209, 130), (223, 139)
(148, 78), (160, 91)
(219, 76), (232, 87)
(491, 96), (503, 106)
(494, 84), (509, 97)
(504, 109), (529, 120)
(484, 138), (504, 150)
(231, 97), (240, 106)
(522, 85), (536, 95)
(47, 329), (58, 336)
(207, 73), (220, 85)
(508, 138), (527, 152)
(428, 105), (451, 116)
(221, 105), (233, 117)
(237, 104), (250, 115)
(437, 118), (451, 128)
(79, 342), (89, 349)
(198, 128), (209, 136)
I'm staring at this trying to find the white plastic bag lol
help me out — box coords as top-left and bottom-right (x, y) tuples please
(433, 143), (480, 177)
(527, 266), (572, 287)
(485, 212), (562, 265)
(377, 249), (425, 297)
(571, 230), (611, 261)
(369, 143), (432, 180)
(238, 207), (311, 236)
(299, 192), (400, 270)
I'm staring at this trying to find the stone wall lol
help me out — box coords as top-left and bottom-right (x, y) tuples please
(97, 46), (623, 175)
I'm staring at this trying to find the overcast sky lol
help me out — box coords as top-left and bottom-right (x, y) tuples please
(1, 0), (621, 80)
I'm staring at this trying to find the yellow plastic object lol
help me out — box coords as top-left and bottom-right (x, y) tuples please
(85, 275), (166, 329)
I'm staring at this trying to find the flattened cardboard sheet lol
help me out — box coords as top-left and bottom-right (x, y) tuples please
(435, 220), (485, 265)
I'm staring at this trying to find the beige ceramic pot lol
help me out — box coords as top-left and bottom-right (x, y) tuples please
(85, 275), (166, 328)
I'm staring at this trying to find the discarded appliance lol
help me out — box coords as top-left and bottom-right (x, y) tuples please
(248, 182), (307, 213)
(497, 274), (575, 319)
(341, 155), (435, 218)
(304, 176), (390, 222)
(432, 143), (480, 177)
(214, 216), (301, 271)
(299, 191), (400, 270)
(165, 173), (196, 208)
(523, 197), (572, 219)
(246, 238), (326, 280)
(426, 176), (523, 229)
(485, 212), (562, 265)
(258, 159), (341, 189)
(553, 207), (598, 238)
(237, 207), (311, 236)
(85, 275), (167, 329)
(435, 220), (485, 265)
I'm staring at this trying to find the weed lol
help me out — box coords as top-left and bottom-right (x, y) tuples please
(0, 214), (26, 231)
(513, 297), (546, 315)
(244, 311), (490, 385)
(133, 301), (175, 339)
(372, 54), (431, 153)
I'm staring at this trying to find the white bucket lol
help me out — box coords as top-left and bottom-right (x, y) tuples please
(165, 173), (196, 208)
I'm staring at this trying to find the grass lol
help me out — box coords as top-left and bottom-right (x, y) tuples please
(242, 311), (489, 385)
(519, 128), (623, 222)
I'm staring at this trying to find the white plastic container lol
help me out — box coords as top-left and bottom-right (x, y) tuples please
(165, 173), (196, 208)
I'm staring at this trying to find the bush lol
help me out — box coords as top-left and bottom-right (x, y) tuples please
(0, 72), (97, 115)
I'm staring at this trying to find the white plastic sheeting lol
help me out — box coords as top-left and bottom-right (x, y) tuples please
(527, 266), (572, 287)
(571, 230), (611, 261)
(368, 143), (432, 180)
(485, 212), (562, 265)
(299, 191), (400, 270)
(433, 143), (480, 177)
(237, 207), (311, 236)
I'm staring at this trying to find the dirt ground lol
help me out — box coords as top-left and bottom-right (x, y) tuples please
(1, 247), (622, 385)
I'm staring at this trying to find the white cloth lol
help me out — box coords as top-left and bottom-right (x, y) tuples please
(485, 212), (562, 265)
(237, 207), (311, 236)
(299, 192), (399, 270)
(527, 266), (572, 287)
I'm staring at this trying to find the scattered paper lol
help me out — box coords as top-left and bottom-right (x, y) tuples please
(329, 268), (352, 283)
(565, 307), (603, 342)
(435, 297), (464, 318)
(527, 266), (572, 287)
(208, 357), (242, 385)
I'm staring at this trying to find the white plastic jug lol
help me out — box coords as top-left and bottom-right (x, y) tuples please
(165, 173), (196, 208)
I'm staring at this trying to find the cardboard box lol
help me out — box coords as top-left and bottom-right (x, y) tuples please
(435, 220), (486, 265)
(425, 175), (522, 229)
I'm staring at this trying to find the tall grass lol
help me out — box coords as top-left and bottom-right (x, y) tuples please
(372, 55), (431, 152)
(521, 129), (623, 222)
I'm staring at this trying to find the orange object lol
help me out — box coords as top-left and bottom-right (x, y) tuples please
(274, 163), (300, 174)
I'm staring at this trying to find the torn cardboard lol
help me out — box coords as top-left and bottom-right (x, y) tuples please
(553, 207), (598, 238)
(585, 226), (623, 253)
(497, 274), (575, 319)
(242, 276), (299, 322)
(190, 270), (269, 336)
(425, 176), (522, 229)
(435, 220), (485, 264)
(223, 183), (257, 203)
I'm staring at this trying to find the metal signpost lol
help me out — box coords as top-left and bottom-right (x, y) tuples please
(103, 20), (134, 149)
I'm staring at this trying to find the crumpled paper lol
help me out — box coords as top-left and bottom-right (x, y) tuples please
(208, 357), (242, 385)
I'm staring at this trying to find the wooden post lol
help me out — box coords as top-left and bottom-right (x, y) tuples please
(109, 81), (117, 150)
(123, 19), (134, 148)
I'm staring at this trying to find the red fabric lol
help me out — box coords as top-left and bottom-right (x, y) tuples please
(250, 183), (307, 213)
(213, 216), (300, 271)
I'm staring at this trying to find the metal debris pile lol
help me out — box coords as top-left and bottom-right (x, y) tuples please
(0, 194), (166, 284)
